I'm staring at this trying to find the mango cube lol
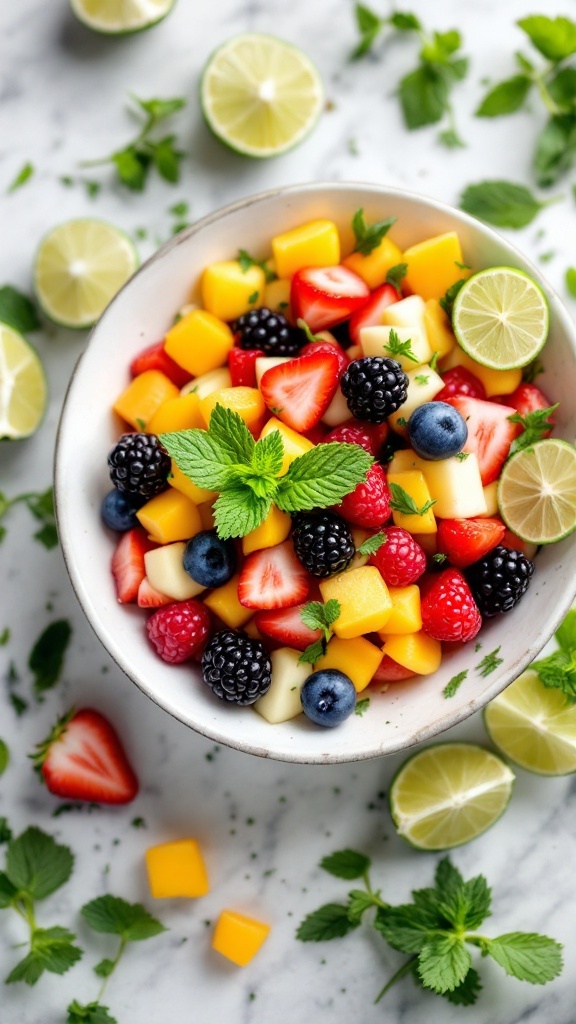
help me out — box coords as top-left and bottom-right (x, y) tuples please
(148, 392), (204, 435)
(255, 647), (312, 724)
(380, 631), (441, 675)
(387, 364), (444, 434)
(212, 910), (270, 966)
(314, 636), (383, 692)
(343, 235), (404, 289)
(200, 386), (266, 430)
(378, 586), (422, 636)
(242, 504), (292, 555)
(203, 574), (252, 629)
(197, 500), (216, 531)
(164, 310), (234, 377)
(136, 489), (201, 545)
(145, 839), (209, 898)
(439, 343), (522, 396)
(259, 418), (314, 475)
(387, 469), (437, 534)
(272, 219), (340, 279)
(201, 260), (265, 321)
(263, 278), (291, 313)
(319, 566), (393, 639)
(403, 232), (467, 301)
(424, 299), (455, 359)
(168, 460), (217, 507)
(113, 370), (179, 430)
(144, 542), (206, 601)
(181, 367), (232, 400)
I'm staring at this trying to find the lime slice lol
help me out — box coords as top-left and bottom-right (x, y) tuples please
(70, 0), (175, 34)
(389, 742), (514, 850)
(200, 34), (324, 158)
(452, 266), (549, 370)
(33, 219), (138, 329)
(0, 323), (47, 440)
(484, 669), (576, 776)
(497, 438), (576, 544)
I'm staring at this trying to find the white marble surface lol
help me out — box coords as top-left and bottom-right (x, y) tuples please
(1, 1), (575, 1021)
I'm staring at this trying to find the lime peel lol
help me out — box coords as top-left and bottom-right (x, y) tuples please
(0, 324), (47, 440)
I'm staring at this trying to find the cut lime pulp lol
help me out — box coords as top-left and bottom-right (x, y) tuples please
(70, 0), (175, 34)
(0, 323), (47, 440)
(497, 438), (576, 545)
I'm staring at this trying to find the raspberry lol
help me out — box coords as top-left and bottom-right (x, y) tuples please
(335, 463), (391, 529)
(325, 421), (389, 457)
(435, 366), (486, 402)
(146, 600), (211, 664)
(369, 527), (426, 586)
(421, 569), (482, 643)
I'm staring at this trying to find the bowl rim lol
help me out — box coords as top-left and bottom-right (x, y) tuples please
(54, 180), (576, 763)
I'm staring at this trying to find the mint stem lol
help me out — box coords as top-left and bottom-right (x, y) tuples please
(374, 955), (418, 1003)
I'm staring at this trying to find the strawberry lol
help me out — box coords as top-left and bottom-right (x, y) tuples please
(501, 527), (538, 559)
(129, 340), (191, 388)
(111, 528), (155, 603)
(300, 339), (350, 376)
(254, 604), (323, 651)
(290, 265), (370, 332)
(146, 599), (212, 663)
(325, 420), (389, 456)
(301, 422), (330, 444)
(437, 517), (506, 569)
(335, 463), (391, 529)
(371, 653), (417, 684)
(435, 366), (486, 402)
(33, 708), (139, 804)
(238, 540), (310, 610)
(348, 283), (400, 346)
(499, 382), (555, 438)
(137, 576), (171, 608)
(421, 568), (482, 642)
(228, 347), (265, 388)
(369, 526), (427, 586)
(444, 395), (517, 485)
(259, 349), (340, 432)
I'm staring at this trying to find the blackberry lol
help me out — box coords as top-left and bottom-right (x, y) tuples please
(340, 357), (408, 423)
(233, 307), (304, 356)
(201, 630), (272, 706)
(292, 511), (355, 578)
(467, 546), (535, 617)
(107, 433), (170, 499)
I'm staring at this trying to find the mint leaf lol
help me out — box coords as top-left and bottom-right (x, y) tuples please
(29, 620), (72, 699)
(533, 649), (576, 699)
(352, 208), (396, 256)
(0, 739), (8, 775)
(298, 639), (326, 665)
(7, 161), (34, 193)
(355, 697), (370, 716)
(6, 926), (82, 985)
(518, 15), (576, 61)
(207, 405), (255, 465)
(391, 12), (420, 32)
(483, 932), (563, 984)
(135, 96), (186, 122)
(213, 487), (270, 540)
(418, 934), (471, 994)
(300, 599), (341, 635)
(389, 482), (435, 517)
(384, 327), (418, 363)
(347, 889), (376, 923)
(237, 249), (276, 283)
(151, 135), (184, 183)
(320, 849), (370, 880)
(460, 180), (554, 229)
(443, 670), (468, 698)
(276, 443), (373, 513)
(82, 895), (166, 941)
(385, 263), (408, 290)
(442, 965), (482, 1005)
(555, 609), (576, 654)
(474, 646), (503, 677)
(357, 532), (386, 556)
(159, 430), (239, 490)
(67, 1001), (117, 1024)
(534, 115), (576, 188)
(547, 68), (576, 112)
(508, 406), (558, 458)
(296, 903), (358, 941)
(0, 285), (40, 333)
(400, 65), (449, 129)
(434, 856), (464, 895)
(252, 430), (284, 477)
(476, 76), (532, 117)
(375, 903), (439, 954)
(351, 3), (383, 59)
(94, 958), (116, 978)
(112, 148), (150, 191)
(6, 827), (74, 900)
(0, 871), (18, 906)
(0, 819), (12, 845)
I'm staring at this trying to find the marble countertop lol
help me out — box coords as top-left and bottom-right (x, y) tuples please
(1, 1), (575, 1021)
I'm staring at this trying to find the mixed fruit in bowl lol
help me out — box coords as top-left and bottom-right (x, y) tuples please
(101, 210), (576, 730)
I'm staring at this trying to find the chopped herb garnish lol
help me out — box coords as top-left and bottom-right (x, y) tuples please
(237, 249), (277, 283)
(299, 600), (341, 664)
(443, 669), (468, 698)
(395, 416), (408, 427)
(352, 208), (396, 256)
(247, 290), (259, 304)
(429, 351), (439, 371)
(384, 327), (418, 363)
(439, 277), (466, 318)
(0, 486), (57, 548)
(433, 552), (447, 564)
(507, 404), (558, 456)
(0, 739), (9, 776)
(415, 374), (429, 385)
(7, 161), (34, 193)
(475, 647), (503, 677)
(385, 263), (408, 290)
(357, 532), (386, 556)
(389, 483), (436, 517)
(566, 268), (576, 298)
(0, 627), (10, 645)
(455, 451), (469, 461)
(29, 620), (72, 699)
(355, 698), (370, 716)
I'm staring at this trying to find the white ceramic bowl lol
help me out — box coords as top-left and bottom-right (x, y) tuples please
(55, 182), (576, 764)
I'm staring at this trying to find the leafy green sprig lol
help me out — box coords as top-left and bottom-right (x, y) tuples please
(533, 608), (576, 699)
(299, 601), (341, 664)
(507, 404), (558, 456)
(389, 482), (436, 517)
(238, 249), (277, 283)
(459, 180), (561, 229)
(0, 284), (40, 333)
(384, 327), (418, 363)
(352, 208), (396, 255)
(296, 850), (563, 1004)
(0, 486), (57, 549)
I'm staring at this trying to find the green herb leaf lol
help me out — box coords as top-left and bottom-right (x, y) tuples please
(28, 620), (72, 699)
(298, 639), (326, 665)
(347, 888), (377, 923)
(6, 827), (74, 900)
(518, 15), (576, 61)
(455, 452), (469, 461)
(67, 1000), (117, 1024)
(238, 249), (276, 283)
(112, 147), (150, 191)
(351, 3), (383, 59)
(389, 482), (436, 517)
(554, 609), (576, 654)
(251, 429), (284, 477)
(355, 697), (370, 716)
(399, 65), (449, 129)
(439, 278), (466, 318)
(296, 318), (322, 343)
(534, 115), (576, 188)
(433, 552), (447, 563)
(438, 128), (465, 149)
(0, 871), (18, 907)
(135, 96), (186, 122)
(460, 180), (554, 229)
(0, 819), (12, 845)
(0, 739), (9, 775)
(415, 374), (430, 385)
(441, 966), (482, 1005)
(385, 263), (408, 290)
(418, 934), (471, 994)
(443, 670), (468, 698)
(7, 161), (34, 193)
(384, 327), (418, 363)
(507, 404), (558, 456)
(357, 532), (386, 556)
(0, 285), (40, 333)
(82, 895), (166, 942)
(390, 12), (421, 32)
(429, 351), (439, 371)
(532, 649), (576, 699)
(276, 443), (373, 513)
(522, 358), (544, 383)
(94, 958), (116, 978)
(476, 76), (532, 117)
(321, 849), (371, 880)
(213, 487), (270, 540)
(375, 903), (440, 954)
(352, 208), (396, 256)
(296, 903), (358, 941)
(207, 404), (256, 465)
(566, 268), (576, 297)
(301, 600), (341, 636)
(547, 68), (576, 113)
(150, 135), (184, 183)
(483, 932), (563, 983)
(474, 647), (503, 677)
(6, 926), (82, 985)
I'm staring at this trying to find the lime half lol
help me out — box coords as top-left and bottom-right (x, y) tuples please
(200, 34), (324, 158)
(70, 0), (175, 34)
(452, 266), (549, 370)
(484, 670), (576, 776)
(389, 742), (514, 850)
(498, 438), (576, 544)
(0, 323), (47, 440)
(34, 219), (138, 329)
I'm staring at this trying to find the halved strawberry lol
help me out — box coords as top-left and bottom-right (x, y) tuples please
(254, 604), (322, 651)
(111, 527), (155, 604)
(130, 340), (191, 388)
(499, 382), (555, 438)
(437, 517), (506, 569)
(137, 576), (171, 608)
(33, 708), (139, 804)
(348, 283), (400, 346)
(259, 350), (340, 432)
(435, 366), (486, 402)
(444, 395), (517, 485)
(291, 266), (370, 332)
(228, 347), (265, 388)
(238, 540), (310, 610)
(300, 339), (350, 376)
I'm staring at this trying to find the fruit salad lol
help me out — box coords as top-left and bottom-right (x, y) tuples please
(101, 210), (568, 730)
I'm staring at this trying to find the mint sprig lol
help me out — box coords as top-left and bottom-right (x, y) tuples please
(384, 327), (419, 363)
(352, 208), (396, 256)
(299, 600), (341, 664)
(389, 482), (436, 517)
(357, 532), (386, 556)
(507, 404), (558, 455)
(533, 607), (576, 700)
(385, 263), (408, 290)
(238, 249), (277, 283)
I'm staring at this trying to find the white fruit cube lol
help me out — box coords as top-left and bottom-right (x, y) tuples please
(480, 481), (499, 517)
(144, 542), (206, 601)
(181, 367), (231, 399)
(255, 356), (291, 387)
(388, 364), (444, 433)
(421, 453), (488, 519)
(360, 325), (432, 370)
(388, 448), (427, 475)
(321, 386), (351, 426)
(254, 647), (312, 724)
(381, 295), (427, 332)
(349, 528), (371, 569)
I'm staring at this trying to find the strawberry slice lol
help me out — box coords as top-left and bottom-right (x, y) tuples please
(348, 283), (400, 346)
(371, 654), (417, 684)
(444, 395), (517, 485)
(33, 708), (139, 804)
(259, 350), (340, 432)
(137, 576), (171, 608)
(437, 517), (506, 569)
(435, 366), (486, 402)
(228, 347), (265, 388)
(291, 265), (370, 332)
(254, 604), (323, 651)
(300, 339), (350, 376)
(238, 540), (310, 610)
(111, 527), (155, 604)
(130, 340), (191, 388)
(499, 382), (555, 437)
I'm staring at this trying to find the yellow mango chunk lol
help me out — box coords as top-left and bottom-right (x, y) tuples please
(197, 501), (216, 531)
(343, 235), (404, 289)
(378, 586), (422, 636)
(403, 232), (468, 301)
(203, 574), (252, 629)
(319, 566), (393, 639)
(168, 460), (216, 506)
(244, 617), (264, 641)
(481, 481), (499, 517)
(259, 417), (314, 474)
(145, 839), (209, 898)
(412, 533), (437, 557)
(136, 489), (201, 545)
(201, 260), (265, 321)
(113, 370), (179, 430)
(388, 448), (426, 475)
(380, 632), (441, 675)
(164, 310), (234, 377)
(242, 504), (292, 555)
(314, 636), (383, 693)
(272, 219), (340, 278)
(439, 343), (522, 396)
(424, 299), (456, 358)
(200, 386), (266, 430)
(387, 470), (437, 534)
(264, 278), (291, 313)
(148, 392), (204, 435)
(212, 910), (270, 966)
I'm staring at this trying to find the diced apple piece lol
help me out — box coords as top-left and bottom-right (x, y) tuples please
(388, 364), (444, 434)
(388, 448), (427, 475)
(321, 386), (352, 426)
(255, 356), (291, 388)
(254, 647), (312, 724)
(144, 542), (206, 601)
(381, 295), (427, 333)
(421, 453), (487, 519)
(180, 367), (231, 400)
(360, 325), (432, 370)
(480, 481), (499, 517)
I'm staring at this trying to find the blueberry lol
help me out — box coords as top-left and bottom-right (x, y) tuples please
(301, 669), (356, 727)
(101, 488), (146, 531)
(408, 401), (468, 460)
(183, 531), (236, 588)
